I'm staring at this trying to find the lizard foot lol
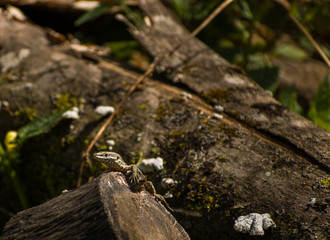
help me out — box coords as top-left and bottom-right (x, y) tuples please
(129, 165), (140, 184)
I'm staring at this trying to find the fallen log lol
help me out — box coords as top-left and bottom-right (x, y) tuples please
(0, 1), (329, 239)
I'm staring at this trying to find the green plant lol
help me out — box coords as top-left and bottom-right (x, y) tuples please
(74, 1), (121, 27)
(308, 74), (330, 131)
(279, 84), (303, 115)
(0, 108), (69, 209)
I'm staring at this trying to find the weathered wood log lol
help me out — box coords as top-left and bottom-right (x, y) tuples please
(1, 172), (190, 240)
(0, 1), (329, 239)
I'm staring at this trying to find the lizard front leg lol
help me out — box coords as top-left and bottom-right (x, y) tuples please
(127, 164), (140, 184)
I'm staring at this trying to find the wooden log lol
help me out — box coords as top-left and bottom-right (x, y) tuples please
(132, 0), (329, 170)
(1, 172), (190, 240)
(0, 2), (329, 239)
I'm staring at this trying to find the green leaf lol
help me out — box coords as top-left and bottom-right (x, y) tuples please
(273, 43), (308, 61)
(279, 85), (302, 115)
(0, 142), (5, 156)
(120, 1), (144, 29)
(107, 40), (140, 60)
(248, 66), (280, 92)
(237, 0), (253, 20)
(74, 2), (118, 27)
(171, 0), (189, 19)
(17, 108), (69, 144)
(308, 73), (330, 131)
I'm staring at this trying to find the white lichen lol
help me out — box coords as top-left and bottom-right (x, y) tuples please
(144, 16), (152, 27)
(106, 139), (115, 150)
(0, 100), (9, 109)
(212, 113), (223, 120)
(161, 178), (177, 189)
(137, 157), (164, 173)
(0, 48), (31, 73)
(5, 5), (27, 21)
(265, 90), (273, 97)
(214, 105), (224, 113)
(307, 198), (316, 206)
(63, 107), (79, 119)
(95, 105), (114, 116)
(73, 1), (99, 11)
(155, 65), (166, 73)
(233, 213), (276, 236)
(181, 91), (192, 100)
(224, 74), (246, 86)
(106, 139), (115, 146)
(174, 72), (184, 82)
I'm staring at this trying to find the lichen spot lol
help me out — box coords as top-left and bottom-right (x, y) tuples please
(224, 74), (246, 86)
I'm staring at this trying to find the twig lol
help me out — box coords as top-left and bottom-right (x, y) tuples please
(77, 0), (234, 187)
(273, 0), (330, 67)
(288, 14), (330, 68)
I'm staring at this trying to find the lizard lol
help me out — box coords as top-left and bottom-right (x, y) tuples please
(93, 151), (173, 212)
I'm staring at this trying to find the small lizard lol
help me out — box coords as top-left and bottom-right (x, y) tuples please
(93, 151), (173, 212)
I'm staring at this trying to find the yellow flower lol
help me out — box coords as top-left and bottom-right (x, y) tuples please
(4, 131), (18, 152)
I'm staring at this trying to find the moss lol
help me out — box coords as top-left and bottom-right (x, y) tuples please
(151, 148), (157, 153)
(130, 151), (143, 164)
(202, 118), (209, 123)
(98, 145), (108, 151)
(201, 88), (229, 104)
(61, 136), (75, 147)
(184, 176), (223, 212)
(226, 109), (240, 117)
(155, 102), (173, 121)
(218, 124), (239, 137)
(83, 138), (89, 148)
(168, 130), (186, 150)
(320, 178), (330, 187)
(138, 104), (149, 110)
(55, 93), (84, 110)
(14, 107), (37, 120)
(275, 212), (299, 234)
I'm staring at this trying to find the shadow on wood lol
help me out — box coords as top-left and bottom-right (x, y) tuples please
(1, 172), (190, 240)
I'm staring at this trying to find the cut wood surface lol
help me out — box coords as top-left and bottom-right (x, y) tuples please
(1, 172), (190, 240)
(0, 1), (329, 239)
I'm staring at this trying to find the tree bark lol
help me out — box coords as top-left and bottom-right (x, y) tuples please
(0, 1), (329, 239)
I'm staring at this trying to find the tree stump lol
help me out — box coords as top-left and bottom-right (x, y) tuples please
(1, 172), (190, 240)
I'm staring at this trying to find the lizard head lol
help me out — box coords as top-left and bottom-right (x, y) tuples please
(93, 151), (122, 163)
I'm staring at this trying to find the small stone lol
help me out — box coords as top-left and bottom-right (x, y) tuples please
(265, 172), (271, 177)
